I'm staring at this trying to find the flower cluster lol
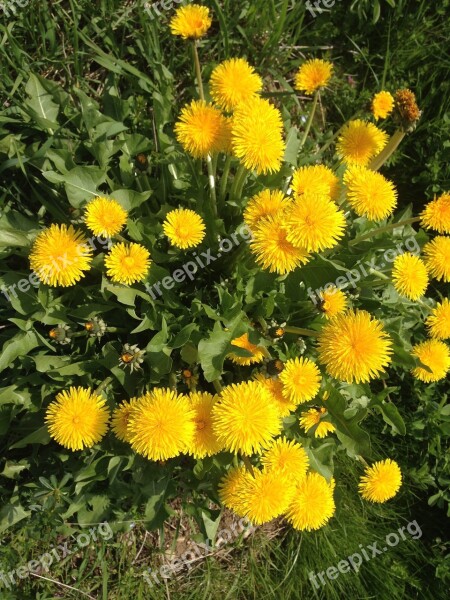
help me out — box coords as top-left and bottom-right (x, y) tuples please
(37, 3), (449, 539)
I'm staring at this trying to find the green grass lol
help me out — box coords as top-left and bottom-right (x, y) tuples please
(0, 452), (443, 600)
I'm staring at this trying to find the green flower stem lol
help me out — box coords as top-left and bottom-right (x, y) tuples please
(349, 217), (420, 246)
(369, 129), (406, 171)
(241, 455), (255, 477)
(283, 326), (321, 337)
(369, 268), (390, 281)
(230, 163), (248, 202)
(192, 41), (217, 216)
(219, 155), (233, 202)
(115, 233), (128, 243)
(299, 90), (319, 149)
(212, 379), (223, 393)
(95, 377), (113, 395)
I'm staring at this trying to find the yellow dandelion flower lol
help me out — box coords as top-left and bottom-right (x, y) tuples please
(232, 97), (285, 175)
(337, 119), (388, 166)
(169, 3), (211, 39)
(392, 253), (428, 300)
(343, 165), (398, 221)
(45, 387), (110, 451)
(291, 165), (340, 201)
(188, 392), (223, 459)
(286, 472), (335, 531)
(29, 224), (92, 287)
(318, 286), (348, 319)
(163, 208), (206, 249)
(128, 388), (196, 460)
(423, 236), (450, 282)
(426, 298), (450, 340)
(371, 91), (394, 120)
(294, 59), (333, 95)
(228, 333), (268, 366)
(359, 459), (402, 503)
(254, 374), (296, 417)
(420, 192), (450, 234)
(105, 242), (150, 285)
(284, 192), (346, 252)
(210, 58), (263, 112)
(240, 469), (295, 525)
(218, 467), (251, 515)
(261, 437), (309, 483)
(216, 116), (233, 154)
(212, 381), (281, 455)
(299, 408), (336, 438)
(84, 197), (127, 238)
(111, 397), (140, 443)
(243, 189), (289, 231)
(411, 339), (450, 382)
(250, 215), (310, 275)
(175, 100), (228, 159)
(318, 310), (393, 383)
(279, 357), (321, 405)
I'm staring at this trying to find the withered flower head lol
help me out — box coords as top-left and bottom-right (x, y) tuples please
(393, 89), (421, 132)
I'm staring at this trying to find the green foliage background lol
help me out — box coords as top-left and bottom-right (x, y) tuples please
(0, 0), (449, 598)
